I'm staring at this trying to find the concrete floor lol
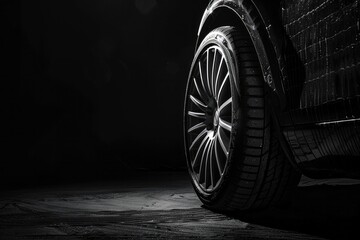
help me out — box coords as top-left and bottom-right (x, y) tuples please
(1, 172), (360, 239)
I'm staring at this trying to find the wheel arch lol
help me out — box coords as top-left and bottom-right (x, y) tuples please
(195, 0), (302, 173)
(196, 0), (287, 111)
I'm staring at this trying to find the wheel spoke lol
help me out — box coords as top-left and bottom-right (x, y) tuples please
(209, 140), (215, 188)
(218, 128), (229, 156)
(204, 140), (213, 187)
(217, 72), (229, 100)
(219, 118), (232, 132)
(199, 139), (211, 182)
(188, 111), (205, 119)
(189, 95), (206, 111)
(211, 49), (217, 96)
(189, 128), (207, 150)
(214, 56), (224, 97)
(188, 122), (206, 133)
(193, 77), (206, 100)
(192, 134), (209, 168)
(219, 97), (232, 112)
(198, 61), (208, 98)
(214, 137), (224, 175)
(206, 49), (212, 95)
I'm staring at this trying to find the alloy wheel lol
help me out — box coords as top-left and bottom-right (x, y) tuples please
(185, 45), (233, 192)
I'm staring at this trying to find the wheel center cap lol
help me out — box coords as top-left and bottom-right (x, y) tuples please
(205, 98), (218, 130)
(213, 109), (220, 128)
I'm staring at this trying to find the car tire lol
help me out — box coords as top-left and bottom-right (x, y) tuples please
(184, 26), (301, 211)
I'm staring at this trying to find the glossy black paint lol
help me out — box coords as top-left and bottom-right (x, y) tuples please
(196, 0), (360, 178)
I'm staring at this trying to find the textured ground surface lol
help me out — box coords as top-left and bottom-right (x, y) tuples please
(1, 173), (359, 239)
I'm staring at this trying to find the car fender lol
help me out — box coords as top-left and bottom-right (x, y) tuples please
(196, 0), (288, 112)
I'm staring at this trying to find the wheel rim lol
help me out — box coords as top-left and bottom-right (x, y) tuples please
(185, 45), (233, 192)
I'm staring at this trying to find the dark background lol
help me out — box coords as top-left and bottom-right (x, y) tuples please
(1, 0), (209, 187)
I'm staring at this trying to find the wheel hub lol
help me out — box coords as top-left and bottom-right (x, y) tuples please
(205, 98), (217, 130)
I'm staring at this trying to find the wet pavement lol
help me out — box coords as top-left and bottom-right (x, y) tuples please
(1, 172), (359, 239)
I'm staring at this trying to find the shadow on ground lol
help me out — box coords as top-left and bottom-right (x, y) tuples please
(222, 183), (360, 240)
